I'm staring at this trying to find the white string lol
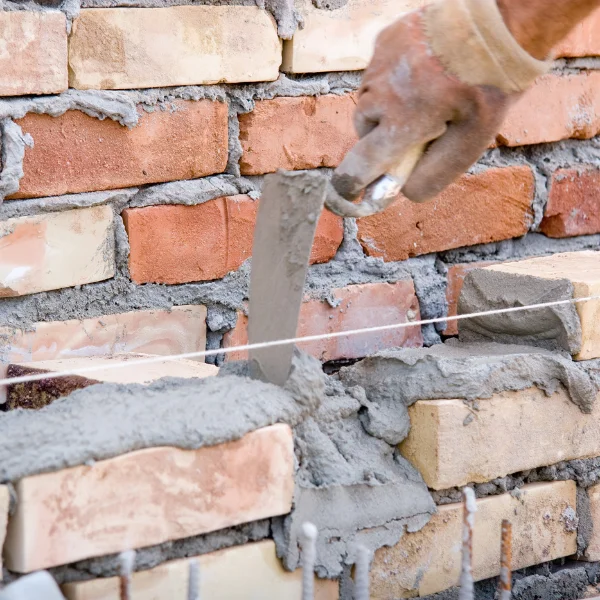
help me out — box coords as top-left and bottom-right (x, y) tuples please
(1, 294), (598, 388)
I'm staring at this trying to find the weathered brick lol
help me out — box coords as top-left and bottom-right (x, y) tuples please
(69, 6), (281, 89)
(0, 486), (9, 579)
(356, 167), (534, 261)
(0, 306), (207, 364)
(401, 387), (600, 490)
(4, 354), (218, 411)
(61, 540), (338, 599)
(223, 282), (423, 362)
(5, 424), (294, 572)
(239, 95), (358, 175)
(371, 482), (577, 598)
(497, 73), (600, 146)
(0, 206), (114, 297)
(124, 196), (343, 284)
(0, 12), (67, 96)
(462, 252), (600, 360)
(583, 483), (600, 561)
(553, 8), (600, 57)
(443, 262), (497, 336)
(540, 167), (600, 237)
(282, 0), (425, 73)
(13, 101), (227, 199)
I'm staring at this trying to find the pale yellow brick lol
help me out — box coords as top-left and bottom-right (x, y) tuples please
(4, 424), (294, 572)
(0, 486), (9, 579)
(68, 6), (281, 89)
(583, 483), (600, 561)
(282, 0), (426, 73)
(0, 12), (67, 96)
(0, 206), (114, 297)
(62, 540), (339, 599)
(483, 251), (600, 360)
(371, 482), (577, 598)
(0, 306), (208, 364)
(401, 387), (600, 490)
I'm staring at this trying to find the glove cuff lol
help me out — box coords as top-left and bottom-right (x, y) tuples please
(423, 0), (551, 93)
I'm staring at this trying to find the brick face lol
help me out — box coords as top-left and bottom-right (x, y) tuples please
(0, 306), (208, 364)
(239, 94), (358, 175)
(0, 206), (115, 297)
(0, 12), (67, 96)
(13, 101), (228, 199)
(68, 6), (281, 89)
(223, 282), (423, 362)
(356, 166), (534, 261)
(540, 167), (600, 237)
(124, 196), (343, 284)
(5, 424), (294, 572)
(497, 73), (600, 146)
(553, 8), (600, 57)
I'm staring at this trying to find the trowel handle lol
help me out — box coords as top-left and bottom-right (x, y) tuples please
(324, 144), (425, 218)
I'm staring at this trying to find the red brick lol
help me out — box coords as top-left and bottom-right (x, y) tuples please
(12, 100), (228, 199)
(356, 167), (534, 262)
(443, 262), (498, 336)
(497, 73), (600, 147)
(223, 281), (423, 362)
(124, 196), (343, 285)
(540, 167), (600, 238)
(553, 8), (600, 57)
(239, 94), (358, 175)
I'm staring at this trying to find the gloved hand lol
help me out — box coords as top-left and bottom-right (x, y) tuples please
(326, 0), (550, 214)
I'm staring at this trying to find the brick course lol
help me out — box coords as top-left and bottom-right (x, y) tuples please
(356, 167), (534, 261)
(124, 196), (343, 284)
(14, 101), (228, 199)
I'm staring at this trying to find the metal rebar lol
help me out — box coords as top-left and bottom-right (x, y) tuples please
(353, 545), (371, 600)
(458, 487), (476, 600)
(301, 522), (318, 600)
(118, 550), (135, 600)
(187, 558), (200, 600)
(498, 520), (512, 600)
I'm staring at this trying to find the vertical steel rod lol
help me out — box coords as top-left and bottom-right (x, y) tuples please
(188, 558), (200, 600)
(498, 519), (513, 600)
(301, 522), (318, 600)
(118, 550), (135, 600)
(459, 487), (476, 600)
(354, 545), (371, 600)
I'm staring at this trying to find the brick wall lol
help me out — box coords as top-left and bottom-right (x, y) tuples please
(2, 1), (600, 598)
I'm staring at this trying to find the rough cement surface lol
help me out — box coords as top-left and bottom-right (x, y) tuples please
(0, 120), (33, 202)
(340, 340), (599, 424)
(458, 269), (582, 354)
(578, 487), (593, 557)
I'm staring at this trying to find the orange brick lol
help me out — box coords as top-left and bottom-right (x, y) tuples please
(0, 12), (67, 96)
(540, 167), (600, 238)
(444, 262), (497, 336)
(0, 306), (207, 364)
(554, 8), (600, 57)
(356, 167), (534, 262)
(12, 100), (228, 199)
(497, 73), (600, 147)
(239, 94), (358, 175)
(5, 424), (294, 572)
(124, 196), (343, 284)
(223, 282), (423, 362)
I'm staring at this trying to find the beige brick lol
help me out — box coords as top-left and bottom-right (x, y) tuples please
(0, 206), (114, 297)
(584, 484), (600, 561)
(5, 354), (218, 410)
(5, 424), (294, 572)
(282, 0), (426, 73)
(371, 482), (577, 598)
(0, 12), (67, 96)
(0, 306), (207, 364)
(0, 486), (9, 579)
(62, 540), (338, 600)
(401, 387), (600, 490)
(482, 251), (600, 360)
(69, 6), (281, 89)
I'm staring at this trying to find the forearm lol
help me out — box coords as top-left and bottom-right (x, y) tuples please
(497, 0), (600, 59)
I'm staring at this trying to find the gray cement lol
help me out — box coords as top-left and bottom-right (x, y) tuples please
(458, 268), (583, 354)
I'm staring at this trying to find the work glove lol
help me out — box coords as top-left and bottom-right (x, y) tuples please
(325, 0), (550, 217)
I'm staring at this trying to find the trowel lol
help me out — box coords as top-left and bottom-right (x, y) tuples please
(247, 147), (424, 386)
